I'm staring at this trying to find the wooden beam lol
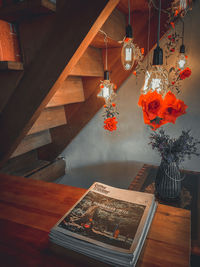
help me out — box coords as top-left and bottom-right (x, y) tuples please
(11, 130), (52, 158)
(0, 0), (119, 167)
(117, 0), (149, 13)
(69, 47), (104, 77)
(28, 106), (67, 135)
(47, 76), (84, 107)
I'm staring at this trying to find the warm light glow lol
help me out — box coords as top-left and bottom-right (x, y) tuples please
(98, 80), (115, 100)
(142, 66), (169, 95)
(180, 0), (187, 10)
(177, 53), (187, 70)
(121, 38), (134, 70)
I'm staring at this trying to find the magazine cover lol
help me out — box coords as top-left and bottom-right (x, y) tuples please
(51, 183), (155, 254)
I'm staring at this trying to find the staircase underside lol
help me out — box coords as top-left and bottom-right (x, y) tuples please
(0, 0), (172, 178)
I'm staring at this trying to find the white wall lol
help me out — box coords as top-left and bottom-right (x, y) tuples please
(61, 1), (200, 180)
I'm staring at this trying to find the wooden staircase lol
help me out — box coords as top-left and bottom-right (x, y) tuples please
(0, 0), (171, 181)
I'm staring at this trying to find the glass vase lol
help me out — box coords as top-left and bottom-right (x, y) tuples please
(155, 159), (182, 200)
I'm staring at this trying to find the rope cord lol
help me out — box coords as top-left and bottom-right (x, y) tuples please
(99, 29), (108, 70)
(147, 0), (151, 68)
(181, 18), (185, 45)
(157, 0), (161, 46)
(128, 0), (130, 25)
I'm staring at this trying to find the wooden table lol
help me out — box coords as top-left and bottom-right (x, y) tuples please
(0, 173), (191, 267)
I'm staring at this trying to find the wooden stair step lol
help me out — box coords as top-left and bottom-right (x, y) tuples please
(91, 8), (125, 48)
(0, 0), (119, 166)
(70, 46), (104, 77)
(11, 130), (52, 158)
(47, 76), (84, 108)
(0, 150), (44, 175)
(0, 0), (56, 22)
(26, 157), (66, 182)
(28, 106), (67, 135)
(12, 159), (50, 177)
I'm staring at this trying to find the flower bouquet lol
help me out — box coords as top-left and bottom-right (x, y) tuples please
(149, 129), (200, 200)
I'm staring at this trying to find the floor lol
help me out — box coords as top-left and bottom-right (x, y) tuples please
(56, 161), (144, 190)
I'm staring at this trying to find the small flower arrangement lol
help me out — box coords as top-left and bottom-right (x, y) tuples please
(103, 96), (119, 132)
(169, 66), (191, 93)
(165, 32), (180, 62)
(149, 129), (200, 164)
(138, 90), (187, 130)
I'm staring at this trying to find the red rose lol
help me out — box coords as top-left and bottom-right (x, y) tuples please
(179, 67), (192, 80)
(170, 48), (175, 52)
(160, 91), (188, 123)
(138, 91), (167, 130)
(168, 35), (172, 39)
(104, 117), (118, 131)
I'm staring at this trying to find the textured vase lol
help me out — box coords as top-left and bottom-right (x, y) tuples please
(155, 160), (182, 200)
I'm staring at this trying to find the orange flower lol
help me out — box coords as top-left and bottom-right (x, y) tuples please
(179, 67), (192, 80)
(124, 37), (131, 43)
(160, 91), (188, 124)
(104, 117), (118, 131)
(170, 22), (175, 28)
(100, 84), (104, 89)
(133, 70), (137, 76)
(112, 103), (116, 107)
(138, 91), (163, 121)
(141, 48), (144, 55)
(174, 10), (179, 17)
(114, 84), (117, 90)
(138, 91), (166, 130)
(170, 22), (175, 29)
(104, 105), (107, 108)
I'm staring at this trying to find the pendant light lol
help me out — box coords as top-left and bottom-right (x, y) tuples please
(98, 33), (116, 100)
(142, 0), (168, 95)
(121, 0), (135, 71)
(177, 19), (187, 70)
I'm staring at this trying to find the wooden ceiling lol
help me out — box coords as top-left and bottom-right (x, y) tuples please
(117, 0), (149, 13)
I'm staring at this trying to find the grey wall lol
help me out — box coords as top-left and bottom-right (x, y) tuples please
(60, 2), (200, 188)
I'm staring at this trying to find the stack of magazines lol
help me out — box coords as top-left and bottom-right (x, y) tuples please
(49, 182), (157, 266)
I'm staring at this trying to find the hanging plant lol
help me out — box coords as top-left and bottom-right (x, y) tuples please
(169, 66), (192, 93)
(103, 96), (119, 132)
(165, 32), (180, 62)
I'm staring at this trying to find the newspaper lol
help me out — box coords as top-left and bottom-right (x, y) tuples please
(49, 182), (157, 266)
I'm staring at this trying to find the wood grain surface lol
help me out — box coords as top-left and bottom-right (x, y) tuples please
(0, 173), (190, 267)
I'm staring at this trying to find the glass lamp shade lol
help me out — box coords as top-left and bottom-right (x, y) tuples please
(177, 53), (187, 70)
(142, 65), (169, 95)
(98, 80), (115, 100)
(121, 38), (135, 71)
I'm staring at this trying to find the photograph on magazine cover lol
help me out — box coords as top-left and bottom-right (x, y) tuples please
(58, 191), (146, 250)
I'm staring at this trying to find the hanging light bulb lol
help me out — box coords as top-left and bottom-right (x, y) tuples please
(176, 20), (187, 70)
(121, 25), (135, 71)
(177, 44), (187, 70)
(142, 0), (168, 95)
(121, 0), (143, 71)
(98, 71), (115, 100)
(98, 32), (116, 100)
